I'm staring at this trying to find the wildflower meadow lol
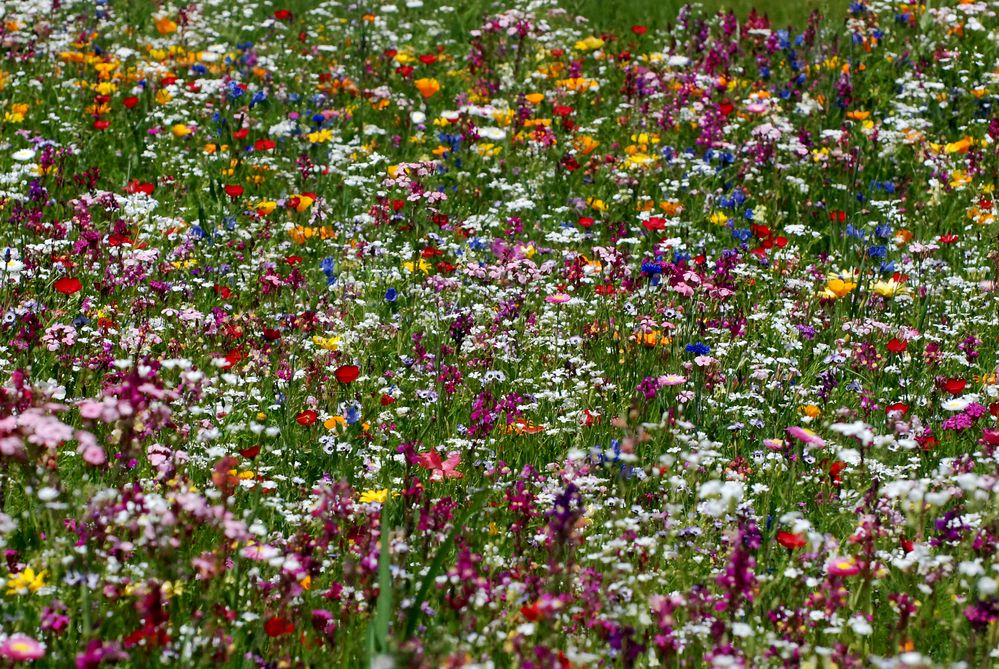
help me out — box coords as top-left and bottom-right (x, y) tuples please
(0, 0), (998, 666)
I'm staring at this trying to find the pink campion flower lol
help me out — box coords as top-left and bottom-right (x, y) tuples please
(827, 556), (861, 576)
(416, 450), (463, 482)
(241, 544), (280, 561)
(0, 634), (45, 661)
(786, 426), (826, 447)
(75, 430), (105, 466)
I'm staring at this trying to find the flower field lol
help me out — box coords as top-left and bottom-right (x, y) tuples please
(0, 0), (998, 666)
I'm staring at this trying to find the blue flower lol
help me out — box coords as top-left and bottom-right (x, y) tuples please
(685, 342), (710, 355)
(385, 287), (398, 302)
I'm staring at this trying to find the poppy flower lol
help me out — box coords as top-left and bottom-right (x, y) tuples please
(776, 531), (807, 550)
(255, 138), (276, 151)
(631, 24), (647, 35)
(380, 394), (396, 406)
(886, 402), (909, 416)
(942, 378), (966, 395)
(123, 96), (139, 109)
(54, 277), (83, 294)
(264, 617), (295, 637)
(93, 119), (110, 130)
(239, 445), (261, 459)
(886, 338), (907, 353)
(296, 410), (318, 426)
(414, 78), (441, 98)
(262, 328), (282, 341)
(274, 9), (292, 21)
(334, 365), (360, 384)
(520, 602), (542, 621)
(224, 184), (244, 198)
(578, 216), (595, 229)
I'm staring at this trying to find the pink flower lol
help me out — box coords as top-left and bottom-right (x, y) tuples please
(416, 450), (463, 482)
(786, 426), (826, 447)
(0, 634), (45, 661)
(545, 293), (571, 304)
(827, 556), (861, 577)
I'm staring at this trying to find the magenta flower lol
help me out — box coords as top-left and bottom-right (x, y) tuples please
(0, 634), (45, 661)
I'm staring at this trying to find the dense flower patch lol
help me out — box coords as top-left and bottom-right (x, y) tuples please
(0, 0), (998, 666)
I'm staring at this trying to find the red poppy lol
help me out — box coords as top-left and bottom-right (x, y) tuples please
(123, 96), (140, 108)
(418, 53), (437, 65)
(886, 338), (907, 353)
(335, 365), (360, 384)
(161, 76), (177, 86)
(631, 24), (647, 35)
(900, 537), (914, 553)
(578, 216), (595, 229)
(264, 616), (295, 637)
(776, 531), (807, 550)
(126, 180), (156, 195)
(233, 128), (249, 140)
(886, 402), (909, 415)
(380, 394), (396, 406)
(239, 445), (261, 459)
(224, 184), (244, 198)
(54, 277), (83, 294)
(642, 217), (666, 232)
(223, 349), (244, 369)
(939, 234), (959, 244)
(213, 284), (232, 300)
(93, 119), (110, 130)
(719, 100), (734, 116)
(255, 138), (276, 151)
(520, 602), (542, 621)
(262, 328), (282, 341)
(942, 378), (966, 395)
(296, 410), (318, 426)
(274, 9), (292, 21)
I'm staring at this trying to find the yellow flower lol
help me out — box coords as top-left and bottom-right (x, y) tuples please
(586, 197), (607, 212)
(155, 89), (173, 105)
(171, 123), (191, 138)
(709, 212), (729, 225)
(359, 489), (389, 504)
(324, 415), (346, 431)
(414, 78), (441, 99)
(820, 278), (857, 299)
(6, 568), (46, 595)
(403, 259), (432, 274)
(626, 153), (655, 168)
(311, 335), (341, 351)
(574, 36), (605, 51)
(255, 200), (277, 215)
(524, 93), (545, 105)
(295, 195), (314, 213)
(872, 279), (908, 298)
(307, 129), (333, 144)
(800, 404), (821, 419)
